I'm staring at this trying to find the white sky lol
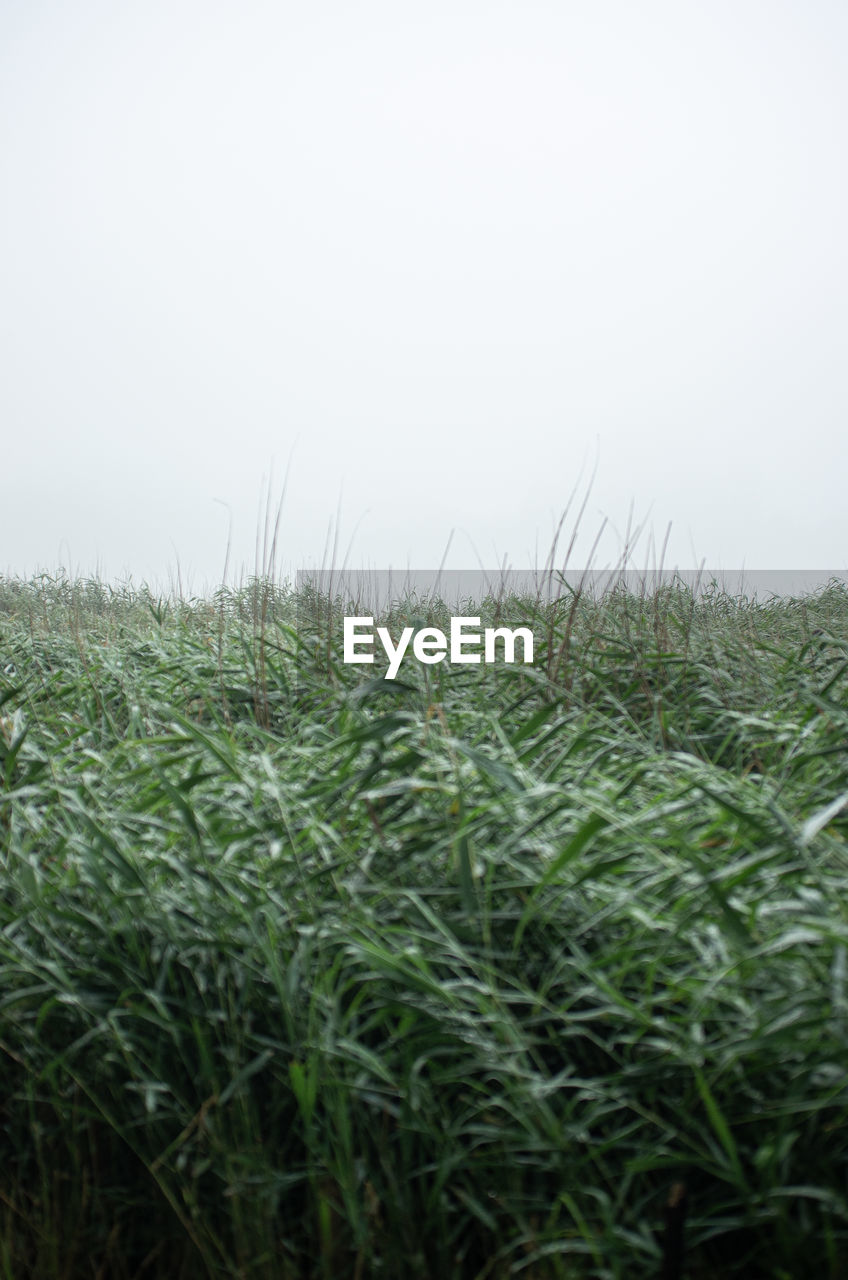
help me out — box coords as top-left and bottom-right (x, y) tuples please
(2, 0), (847, 591)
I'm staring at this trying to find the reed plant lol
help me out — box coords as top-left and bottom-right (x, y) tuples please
(1, 571), (847, 1278)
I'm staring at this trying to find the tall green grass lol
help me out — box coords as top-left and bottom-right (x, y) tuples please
(1, 571), (847, 1278)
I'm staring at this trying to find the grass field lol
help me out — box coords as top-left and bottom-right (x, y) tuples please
(1, 571), (847, 1279)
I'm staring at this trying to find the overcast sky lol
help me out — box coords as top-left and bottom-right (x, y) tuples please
(2, 1), (846, 590)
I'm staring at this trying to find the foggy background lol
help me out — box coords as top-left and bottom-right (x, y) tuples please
(2, 0), (846, 592)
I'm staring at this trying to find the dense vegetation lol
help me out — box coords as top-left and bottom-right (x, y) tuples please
(1, 571), (847, 1278)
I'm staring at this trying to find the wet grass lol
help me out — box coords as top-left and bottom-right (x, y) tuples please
(1, 571), (847, 1278)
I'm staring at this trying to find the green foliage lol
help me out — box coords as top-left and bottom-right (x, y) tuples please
(1, 572), (847, 1277)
